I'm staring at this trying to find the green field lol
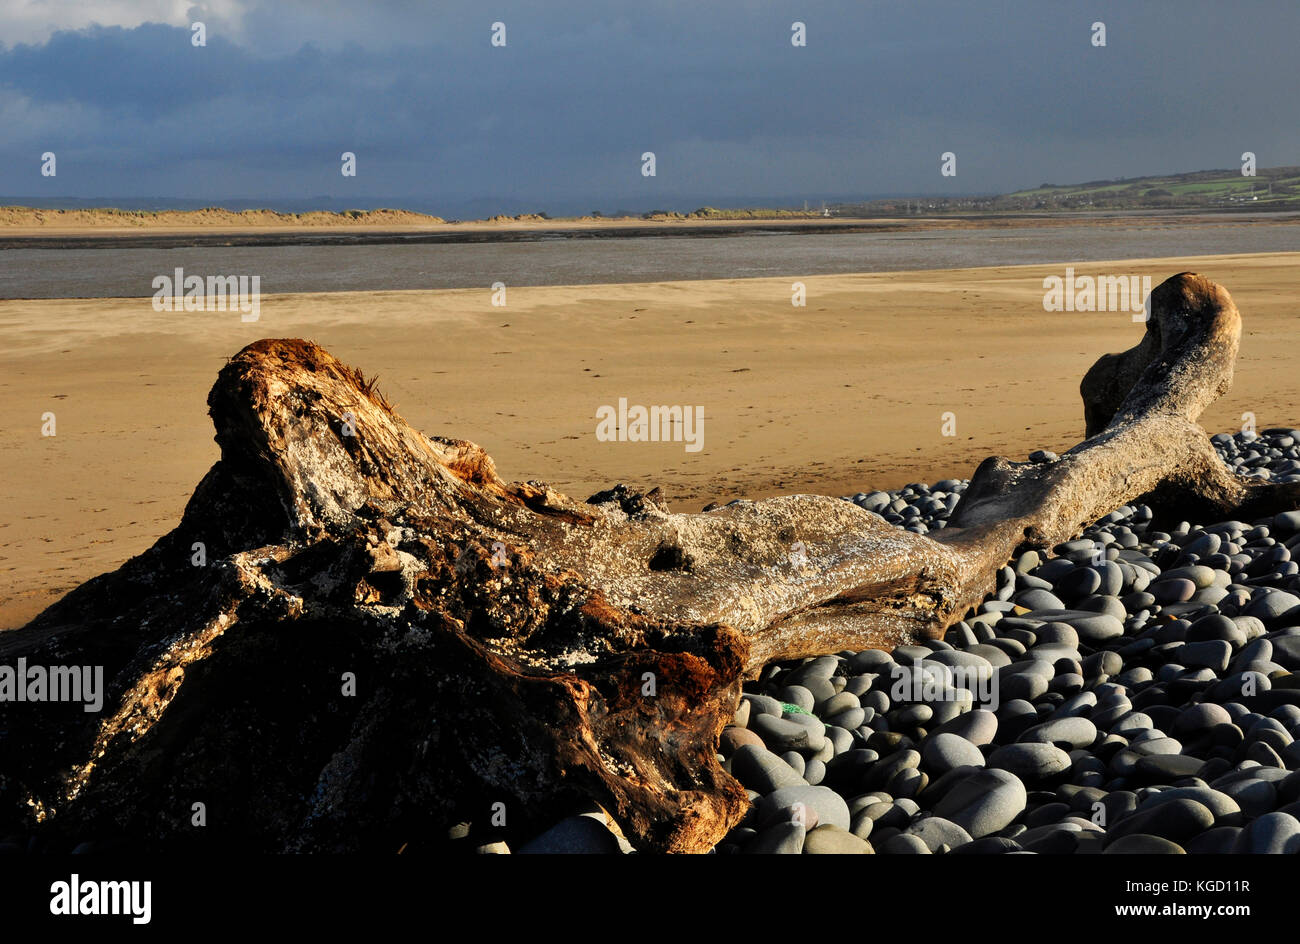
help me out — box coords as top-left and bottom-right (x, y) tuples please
(830, 165), (1300, 218)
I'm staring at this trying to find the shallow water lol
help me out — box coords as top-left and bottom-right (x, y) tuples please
(4, 220), (1300, 299)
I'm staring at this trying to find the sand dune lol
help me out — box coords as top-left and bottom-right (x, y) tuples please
(2, 252), (1297, 628)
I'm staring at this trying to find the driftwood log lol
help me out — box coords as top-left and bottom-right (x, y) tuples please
(2, 272), (1298, 853)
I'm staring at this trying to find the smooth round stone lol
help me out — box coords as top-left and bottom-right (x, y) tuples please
(933, 768), (1028, 839)
(1083, 651), (1124, 680)
(1050, 672), (1085, 696)
(742, 693), (785, 719)
(1232, 616), (1263, 639)
(1208, 671), (1271, 703)
(966, 644), (1012, 668)
(868, 748), (921, 785)
(822, 692), (862, 719)
(1184, 533), (1222, 558)
(1054, 691), (1098, 718)
(1133, 754), (1205, 782)
(1095, 562), (1126, 596)
(892, 645), (935, 666)
(1164, 564), (1219, 589)
(871, 797), (920, 830)
(876, 833), (932, 854)
(1187, 614), (1246, 646)
(893, 704), (933, 727)
(1245, 589), (1300, 622)
(825, 725), (855, 755)
(1138, 787), (1240, 824)
(1193, 586), (1229, 606)
(1184, 826), (1242, 854)
(1104, 798), (1215, 846)
(1151, 578), (1197, 604)
(886, 767), (928, 800)
(862, 690), (891, 714)
(905, 815), (973, 852)
(801, 678), (837, 709)
(847, 649), (894, 673)
(933, 708), (999, 746)
(1231, 811), (1300, 854)
(849, 807), (878, 840)
(803, 824), (873, 854)
(780, 751), (807, 778)
(825, 707), (866, 731)
(1102, 834), (1186, 854)
(730, 744), (808, 793)
(1023, 609), (1124, 644)
(1215, 777), (1277, 818)
(1019, 717), (1098, 750)
(753, 713), (825, 753)
(1029, 642), (1082, 664)
(1057, 568), (1102, 600)
(995, 700), (1041, 743)
(986, 637), (1028, 660)
(760, 785), (850, 830)
(1172, 703), (1233, 738)
(719, 725), (765, 754)
(927, 690), (975, 725)
(1245, 741), (1285, 768)
(927, 649), (994, 671)
(845, 676), (877, 700)
(788, 655), (842, 684)
(1033, 623), (1080, 648)
(988, 742), (1072, 782)
(921, 732), (986, 775)
(999, 670), (1049, 703)
(1014, 550), (1042, 574)
(1273, 636), (1300, 669)
(775, 685), (816, 713)
(1178, 640), (1232, 673)
(745, 821), (806, 854)
(518, 815), (624, 854)
(1077, 595), (1128, 620)
(1016, 588), (1067, 611)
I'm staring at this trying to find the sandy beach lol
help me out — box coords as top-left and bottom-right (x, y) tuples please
(2, 251), (1298, 628)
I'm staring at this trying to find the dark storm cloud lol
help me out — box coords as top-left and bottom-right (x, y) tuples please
(1, 0), (1297, 212)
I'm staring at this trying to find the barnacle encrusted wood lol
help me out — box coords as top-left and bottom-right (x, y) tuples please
(3, 272), (1294, 853)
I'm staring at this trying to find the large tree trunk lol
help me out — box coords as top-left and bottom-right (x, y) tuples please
(2, 272), (1296, 853)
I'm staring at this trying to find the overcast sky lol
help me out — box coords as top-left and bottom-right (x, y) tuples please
(1, 1), (1297, 215)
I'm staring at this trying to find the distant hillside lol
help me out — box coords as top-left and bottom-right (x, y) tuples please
(833, 166), (1300, 217)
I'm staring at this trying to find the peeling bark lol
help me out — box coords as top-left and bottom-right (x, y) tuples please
(2, 272), (1295, 853)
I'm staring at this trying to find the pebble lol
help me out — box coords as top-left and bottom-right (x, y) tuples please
(988, 743), (1072, 782)
(730, 744), (808, 794)
(759, 786), (851, 831)
(1229, 811), (1300, 854)
(694, 429), (1300, 856)
(1019, 717), (1098, 750)
(921, 732), (986, 775)
(933, 768), (1028, 838)
(746, 821), (806, 854)
(803, 824), (874, 854)
(518, 815), (625, 854)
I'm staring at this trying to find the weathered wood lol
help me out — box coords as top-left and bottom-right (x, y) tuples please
(2, 272), (1295, 853)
